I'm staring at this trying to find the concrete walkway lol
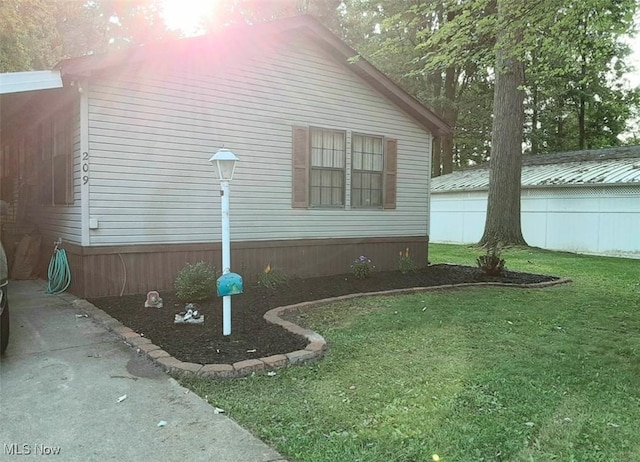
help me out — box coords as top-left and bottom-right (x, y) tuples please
(0, 280), (287, 462)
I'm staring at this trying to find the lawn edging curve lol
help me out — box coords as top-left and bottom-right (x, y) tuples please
(73, 277), (572, 379)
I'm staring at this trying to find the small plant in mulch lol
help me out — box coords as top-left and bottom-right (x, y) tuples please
(397, 247), (418, 274)
(174, 261), (219, 302)
(351, 255), (375, 279)
(257, 264), (289, 289)
(476, 247), (506, 276)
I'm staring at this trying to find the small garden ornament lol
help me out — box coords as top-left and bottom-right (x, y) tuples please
(174, 303), (204, 325)
(144, 291), (163, 308)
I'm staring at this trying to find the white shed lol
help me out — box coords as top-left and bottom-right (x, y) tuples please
(430, 146), (640, 257)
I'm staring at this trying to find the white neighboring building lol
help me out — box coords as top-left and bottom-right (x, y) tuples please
(430, 147), (640, 257)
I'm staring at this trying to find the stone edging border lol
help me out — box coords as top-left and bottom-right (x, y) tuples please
(72, 277), (571, 379)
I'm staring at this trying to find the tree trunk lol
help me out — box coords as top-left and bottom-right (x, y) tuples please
(578, 57), (587, 150)
(431, 69), (443, 177)
(441, 135), (454, 174)
(578, 96), (585, 150)
(530, 50), (539, 156)
(432, 136), (442, 177)
(479, 6), (527, 248)
(531, 83), (539, 155)
(441, 65), (456, 174)
(556, 98), (564, 150)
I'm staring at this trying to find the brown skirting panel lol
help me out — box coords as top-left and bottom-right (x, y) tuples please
(46, 236), (429, 298)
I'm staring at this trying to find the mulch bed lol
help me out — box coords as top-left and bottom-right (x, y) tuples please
(88, 264), (558, 365)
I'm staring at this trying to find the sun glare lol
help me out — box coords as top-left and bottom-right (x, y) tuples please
(162, 0), (216, 36)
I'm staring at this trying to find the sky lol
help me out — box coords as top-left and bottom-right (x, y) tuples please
(624, 35), (640, 88)
(161, 0), (211, 36)
(625, 11), (640, 88)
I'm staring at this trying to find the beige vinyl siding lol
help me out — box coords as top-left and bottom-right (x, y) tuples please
(86, 37), (431, 246)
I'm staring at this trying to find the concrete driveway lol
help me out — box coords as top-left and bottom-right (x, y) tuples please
(0, 280), (286, 462)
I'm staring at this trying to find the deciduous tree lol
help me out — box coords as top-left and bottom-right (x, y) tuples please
(478, 0), (527, 247)
(0, 0), (176, 73)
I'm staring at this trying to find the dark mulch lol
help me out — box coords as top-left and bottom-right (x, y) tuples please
(88, 264), (558, 365)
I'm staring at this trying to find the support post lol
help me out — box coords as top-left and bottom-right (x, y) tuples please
(220, 180), (231, 336)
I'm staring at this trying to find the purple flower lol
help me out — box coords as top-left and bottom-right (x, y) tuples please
(350, 255), (375, 279)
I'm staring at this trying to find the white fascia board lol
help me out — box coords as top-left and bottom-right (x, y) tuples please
(0, 70), (63, 95)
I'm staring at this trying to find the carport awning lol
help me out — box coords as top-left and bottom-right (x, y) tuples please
(0, 70), (63, 95)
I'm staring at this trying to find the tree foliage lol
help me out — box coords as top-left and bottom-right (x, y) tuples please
(198, 0), (344, 32)
(525, 0), (638, 154)
(324, 1), (476, 175)
(0, 0), (178, 72)
(334, 0), (637, 172)
(0, 0), (60, 71)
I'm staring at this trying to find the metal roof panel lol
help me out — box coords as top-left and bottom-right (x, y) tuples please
(432, 147), (640, 192)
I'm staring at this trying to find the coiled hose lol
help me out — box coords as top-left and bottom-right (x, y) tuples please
(46, 247), (71, 294)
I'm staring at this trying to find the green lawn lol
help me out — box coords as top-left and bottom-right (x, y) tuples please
(180, 244), (640, 462)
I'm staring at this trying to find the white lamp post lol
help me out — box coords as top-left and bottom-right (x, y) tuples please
(209, 148), (239, 336)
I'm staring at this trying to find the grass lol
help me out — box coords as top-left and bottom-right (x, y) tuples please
(180, 244), (640, 462)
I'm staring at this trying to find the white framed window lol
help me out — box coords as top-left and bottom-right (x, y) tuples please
(309, 128), (346, 207)
(292, 126), (397, 210)
(351, 134), (384, 208)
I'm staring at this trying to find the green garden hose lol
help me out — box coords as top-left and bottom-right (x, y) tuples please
(46, 247), (71, 294)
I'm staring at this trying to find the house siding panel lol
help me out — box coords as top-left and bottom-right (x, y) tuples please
(86, 37), (431, 247)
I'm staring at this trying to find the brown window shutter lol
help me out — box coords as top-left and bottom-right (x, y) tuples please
(292, 126), (309, 208)
(384, 138), (397, 209)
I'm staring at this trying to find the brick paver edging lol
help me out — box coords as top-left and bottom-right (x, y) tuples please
(72, 277), (571, 379)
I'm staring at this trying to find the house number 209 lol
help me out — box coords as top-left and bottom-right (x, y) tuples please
(82, 151), (89, 185)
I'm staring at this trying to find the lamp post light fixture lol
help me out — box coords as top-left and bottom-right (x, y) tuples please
(209, 148), (239, 336)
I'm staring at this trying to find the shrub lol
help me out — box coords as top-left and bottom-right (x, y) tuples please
(476, 248), (506, 276)
(398, 247), (418, 274)
(174, 261), (219, 302)
(257, 264), (289, 289)
(351, 255), (375, 279)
